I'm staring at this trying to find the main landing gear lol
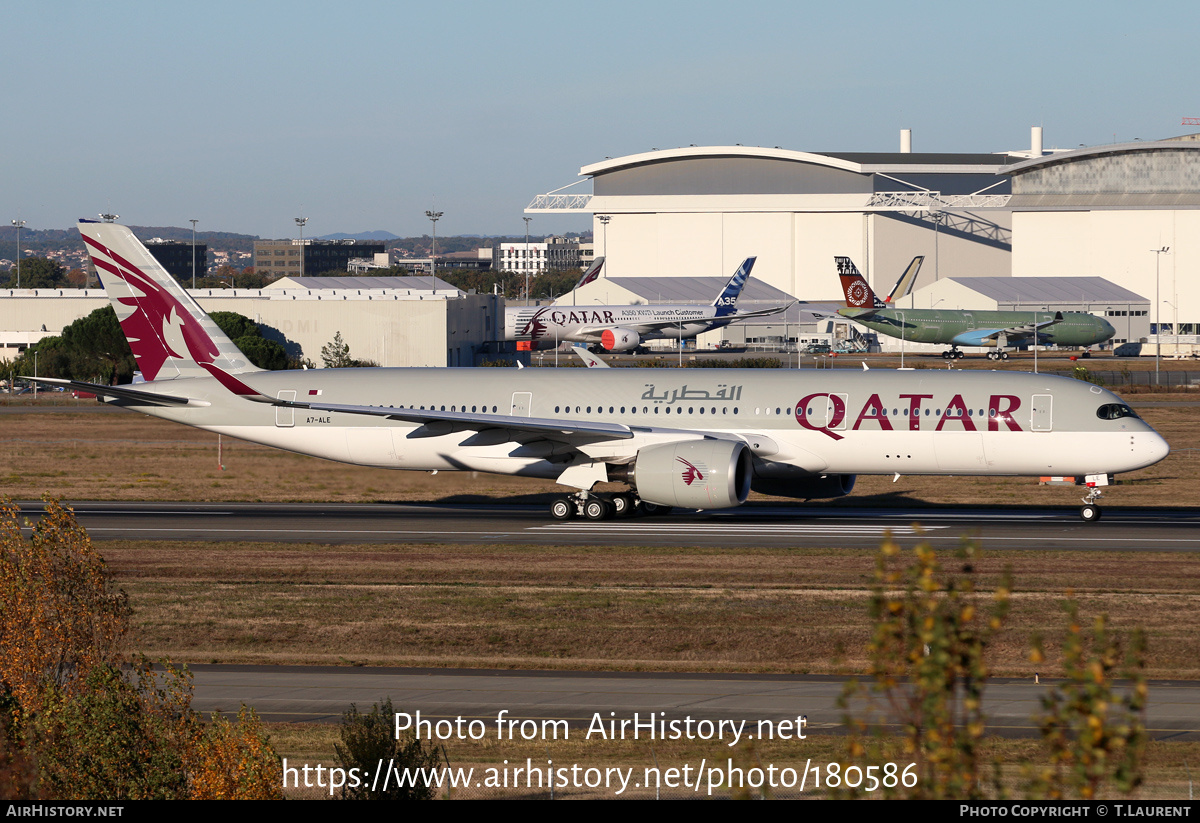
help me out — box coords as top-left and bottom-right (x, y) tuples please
(986, 350), (1010, 361)
(549, 491), (672, 521)
(1079, 487), (1103, 523)
(941, 348), (965, 360)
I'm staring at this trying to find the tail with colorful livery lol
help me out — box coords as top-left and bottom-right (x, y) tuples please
(711, 257), (756, 317)
(78, 219), (260, 382)
(835, 256), (884, 310)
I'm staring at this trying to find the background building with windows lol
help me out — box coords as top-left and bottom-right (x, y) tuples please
(254, 239), (386, 280)
(143, 238), (207, 283)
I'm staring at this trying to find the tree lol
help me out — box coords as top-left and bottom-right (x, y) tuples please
(1024, 602), (1147, 799)
(186, 706), (283, 800)
(11, 306), (135, 384)
(0, 497), (130, 714)
(7, 258), (66, 289)
(321, 331), (352, 368)
(838, 535), (1010, 799)
(0, 498), (283, 799)
(839, 535), (1149, 800)
(335, 698), (443, 800)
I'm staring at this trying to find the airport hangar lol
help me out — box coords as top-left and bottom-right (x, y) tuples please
(528, 131), (1200, 356)
(0, 276), (503, 368)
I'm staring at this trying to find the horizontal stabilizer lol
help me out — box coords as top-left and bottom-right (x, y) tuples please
(27, 377), (209, 407)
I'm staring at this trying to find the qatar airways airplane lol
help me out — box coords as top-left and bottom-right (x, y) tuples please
(503, 257), (792, 352)
(37, 220), (1168, 523)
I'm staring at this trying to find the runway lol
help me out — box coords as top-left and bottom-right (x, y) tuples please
(187, 663), (1200, 741)
(16, 499), (1200, 550)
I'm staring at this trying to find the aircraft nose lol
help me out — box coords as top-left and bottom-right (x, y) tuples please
(1144, 431), (1171, 466)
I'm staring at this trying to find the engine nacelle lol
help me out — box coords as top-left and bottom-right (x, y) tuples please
(631, 440), (752, 509)
(601, 328), (641, 352)
(751, 474), (856, 500)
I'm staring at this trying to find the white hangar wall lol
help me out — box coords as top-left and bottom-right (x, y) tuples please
(0, 290), (501, 368)
(1013, 209), (1197, 318)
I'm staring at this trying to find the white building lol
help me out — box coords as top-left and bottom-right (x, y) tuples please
(528, 137), (1022, 303)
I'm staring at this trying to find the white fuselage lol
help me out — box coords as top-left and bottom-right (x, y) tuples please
(130, 367), (1169, 485)
(503, 304), (726, 344)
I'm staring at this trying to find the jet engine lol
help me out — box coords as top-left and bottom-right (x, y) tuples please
(601, 328), (641, 352)
(630, 440), (752, 509)
(750, 474), (856, 500)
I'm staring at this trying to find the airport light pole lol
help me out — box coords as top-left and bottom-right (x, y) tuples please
(190, 219), (198, 289)
(295, 215), (308, 278)
(425, 210), (442, 290)
(1152, 246), (1170, 384)
(11, 220), (24, 288)
(593, 214), (611, 307)
(523, 216), (532, 306)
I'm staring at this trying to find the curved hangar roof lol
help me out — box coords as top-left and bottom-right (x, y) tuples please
(581, 145), (1017, 198)
(1001, 138), (1200, 209)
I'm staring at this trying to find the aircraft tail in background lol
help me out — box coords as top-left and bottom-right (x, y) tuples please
(835, 256), (882, 310)
(885, 256), (924, 303)
(710, 257), (757, 317)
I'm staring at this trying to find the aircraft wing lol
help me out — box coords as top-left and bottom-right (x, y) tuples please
(572, 303), (796, 338)
(837, 307), (877, 320)
(573, 348), (610, 368)
(951, 314), (1065, 347)
(272, 397), (634, 444)
(26, 377), (210, 407)
(729, 301), (796, 320)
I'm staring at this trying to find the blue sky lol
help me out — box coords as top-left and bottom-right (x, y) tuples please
(3, 0), (1196, 238)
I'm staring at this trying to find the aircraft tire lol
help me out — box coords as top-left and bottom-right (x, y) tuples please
(1079, 504), (1102, 523)
(942, 351), (951, 359)
(610, 493), (634, 517)
(1001, 352), (1009, 360)
(550, 497), (574, 521)
(584, 499), (610, 521)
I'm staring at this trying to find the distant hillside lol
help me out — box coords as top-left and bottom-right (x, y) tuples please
(315, 231), (400, 241)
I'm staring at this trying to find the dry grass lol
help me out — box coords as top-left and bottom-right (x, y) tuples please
(102, 539), (1200, 679)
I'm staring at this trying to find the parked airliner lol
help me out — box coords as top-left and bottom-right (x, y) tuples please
(835, 257), (1115, 360)
(38, 221), (1168, 523)
(503, 257), (792, 352)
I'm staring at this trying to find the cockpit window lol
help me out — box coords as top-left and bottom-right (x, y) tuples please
(1096, 403), (1139, 421)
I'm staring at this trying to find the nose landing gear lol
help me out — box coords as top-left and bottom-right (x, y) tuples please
(1079, 486), (1103, 522)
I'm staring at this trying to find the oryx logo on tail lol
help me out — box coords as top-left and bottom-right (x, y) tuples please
(78, 220), (257, 381)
